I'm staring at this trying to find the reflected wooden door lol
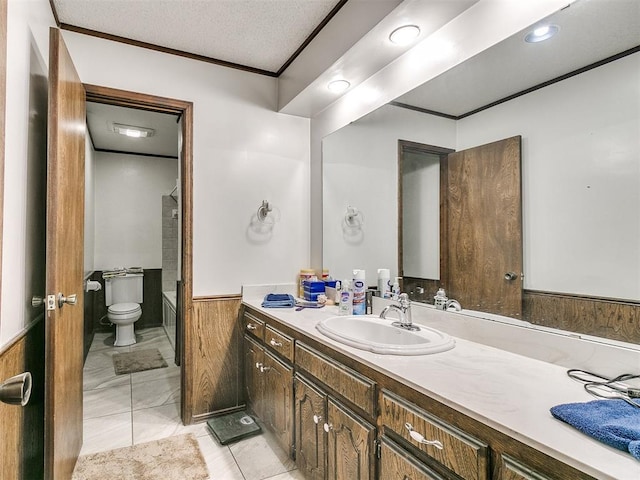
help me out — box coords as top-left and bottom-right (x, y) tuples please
(45, 28), (85, 479)
(446, 136), (522, 317)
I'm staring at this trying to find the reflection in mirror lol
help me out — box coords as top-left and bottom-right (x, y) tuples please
(398, 141), (451, 303)
(322, 0), (640, 344)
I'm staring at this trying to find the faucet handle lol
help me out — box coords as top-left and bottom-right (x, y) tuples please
(398, 292), (410, 307)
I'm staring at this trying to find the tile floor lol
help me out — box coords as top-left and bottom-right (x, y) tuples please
(80, 326), (304, 480)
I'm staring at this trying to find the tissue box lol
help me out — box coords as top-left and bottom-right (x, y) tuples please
(303, 280), (325, 301)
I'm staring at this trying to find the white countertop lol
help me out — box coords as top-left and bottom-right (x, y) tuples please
(242, 286), (640, 480)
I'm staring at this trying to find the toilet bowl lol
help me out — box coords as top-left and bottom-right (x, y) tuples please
(108, 302), (142, 346)
(104, 271), (144, 347)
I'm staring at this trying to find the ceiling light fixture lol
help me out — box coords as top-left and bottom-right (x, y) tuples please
(389, 25), (420, 46)
(327, 79), (350, 93)
(524, 24), (559, 43)
(112, 123), (155, 138)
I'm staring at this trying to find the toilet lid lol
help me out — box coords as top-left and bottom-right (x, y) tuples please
(108, 303), (141, 315)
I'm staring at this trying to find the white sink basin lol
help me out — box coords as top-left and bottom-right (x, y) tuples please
(316, 315), (455, 355)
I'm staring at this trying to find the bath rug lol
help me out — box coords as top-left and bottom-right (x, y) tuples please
(112, 348), (168, 375)
(72, 433), (208, 480)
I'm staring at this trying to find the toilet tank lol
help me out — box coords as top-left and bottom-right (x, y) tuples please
(105, 273), (144, 306)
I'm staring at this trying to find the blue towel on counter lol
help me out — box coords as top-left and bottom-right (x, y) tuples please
(261, 293), (295, 308)
(550, 399), (640, 460)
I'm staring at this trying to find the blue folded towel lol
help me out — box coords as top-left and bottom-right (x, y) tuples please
(261, 293), (295, 308)
(550, 399), (640, 460)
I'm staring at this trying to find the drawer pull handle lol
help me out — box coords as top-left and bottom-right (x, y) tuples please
(260, 365), (271, 373)
(405, 423), (444, 450)
(323, 422), (333, 433)
(313, 414), (323, 424)
(269, 339), (283, 347)
(246, 324), (257, 330)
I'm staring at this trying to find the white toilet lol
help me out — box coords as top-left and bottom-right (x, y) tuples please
(105, 273), (144, 346)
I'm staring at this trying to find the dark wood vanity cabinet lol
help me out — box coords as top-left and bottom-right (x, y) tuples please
(295, 374), (376, 480)
(243, 331), (294, 456)
(241, 306), (598, 480)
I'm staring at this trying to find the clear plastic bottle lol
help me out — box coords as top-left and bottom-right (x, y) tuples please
(352, 269), (366, 315)
(338, 280), (353, 315)
(434, 288), (448, 310)
(391, 277), (401, 300)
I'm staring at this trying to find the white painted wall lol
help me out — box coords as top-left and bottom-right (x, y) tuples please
(1, 0), (310, 347)
(93, 152), (177, 270)
(322, 104), (455, 285)
(61, 31), (311, 297)
(457, 53), (640, 300)
(84, 133), (95, 276)
(402, 150), (440, 279)
(0, 0), (55, 346)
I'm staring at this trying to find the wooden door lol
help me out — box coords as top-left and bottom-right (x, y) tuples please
(326, 398), (375, 480)
(262, 351), (293, 456)
(45, 28), (85, 479)
(446, 136), (522, 317)
(294, 376), (327, 480)
(243, 336), (264, 419)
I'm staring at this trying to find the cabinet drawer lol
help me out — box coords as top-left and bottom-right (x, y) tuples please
(265, 324), (294, 362)
(295, 342), (375, 416)
(380, 437), (446, 480)
(500, 454), (551, 480)
(381, 390), (488, 480)
(243, 312), (265, 340)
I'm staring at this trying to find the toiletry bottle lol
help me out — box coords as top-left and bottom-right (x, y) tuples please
(391, 277), (401, 300)
(352, 269), (366, 315)
(434, 288), (448, 310)
(377, 268), (391, 298)
(338, 280), (353, 315)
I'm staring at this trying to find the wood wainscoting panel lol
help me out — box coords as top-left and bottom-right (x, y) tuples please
(184, 296), (243, 422)
(0, 320), (45, 479)
(523, 291), (640, 344)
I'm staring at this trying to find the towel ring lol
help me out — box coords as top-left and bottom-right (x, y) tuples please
(257, 200), (272, 223)
(344, 206), (364, 227)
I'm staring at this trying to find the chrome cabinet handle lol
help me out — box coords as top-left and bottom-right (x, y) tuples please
(255, 362), (263, 370)
(57, 293), (77, 308)
(323, 422), (333, 433)
(504, 272), (518, 281)
(260, 365), (271, 373)
(269, 339), (283, 347)
(246, 323), (257, 330)
(405, 423), (443, 450)
(313, 414), (323, 424)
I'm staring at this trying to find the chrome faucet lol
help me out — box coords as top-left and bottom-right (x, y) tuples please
(380, 293), (420, 331)
(445, 299), (462, 312)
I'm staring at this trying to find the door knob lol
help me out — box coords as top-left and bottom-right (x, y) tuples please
(57, 293), (78, 308)
(504, 272), (518, 281)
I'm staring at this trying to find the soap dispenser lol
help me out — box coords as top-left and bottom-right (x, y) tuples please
(434, 288), (448, 310)
(338, 280), (353, 315)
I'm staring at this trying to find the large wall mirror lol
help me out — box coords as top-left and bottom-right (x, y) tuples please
(322, 0), (640, 344)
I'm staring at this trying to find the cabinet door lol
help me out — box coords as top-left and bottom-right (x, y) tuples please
(326, 398), (375, 480)
(380, 437), (446, 480)
(244, 335), (264, 419)
(262, 350), (294, 456)
(294, 375), (327, 480)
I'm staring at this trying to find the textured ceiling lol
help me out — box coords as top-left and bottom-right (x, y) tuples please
(52, 0), (345, 74)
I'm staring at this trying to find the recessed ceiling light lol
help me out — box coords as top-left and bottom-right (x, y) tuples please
(389, 25), (420, 46)
(327, 79), (350, 93)
(524, 24), (559, 43)
(112, 123), (155, 138)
